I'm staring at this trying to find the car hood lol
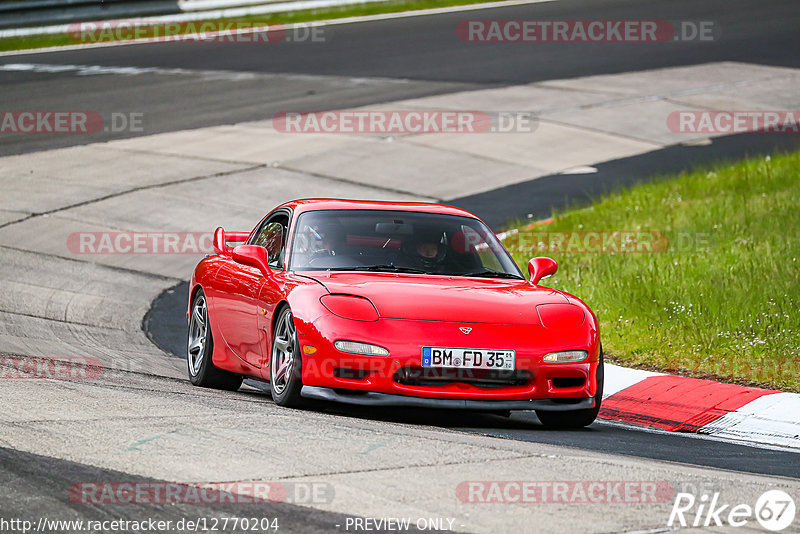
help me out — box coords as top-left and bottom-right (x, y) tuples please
(301, 272), (571, 324)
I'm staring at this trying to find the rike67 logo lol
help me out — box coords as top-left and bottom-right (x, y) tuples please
(669, 490), (796, 531)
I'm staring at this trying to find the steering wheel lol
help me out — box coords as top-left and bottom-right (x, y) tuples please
(306, 249), (335, 266)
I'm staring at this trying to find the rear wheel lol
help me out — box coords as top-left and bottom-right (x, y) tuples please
(187, 288), (243, 391)
(535, 351), (604, 429)
(270, 306), (304, 407)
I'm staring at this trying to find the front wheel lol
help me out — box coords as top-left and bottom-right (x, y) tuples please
(187, 288), (243, 391)
(269, 306), (304, 407)
(535, 351), (604, 429)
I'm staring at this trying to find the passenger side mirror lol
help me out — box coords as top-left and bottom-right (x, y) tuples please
(528, 257), (557, 285)
(232, 245), (272, 277)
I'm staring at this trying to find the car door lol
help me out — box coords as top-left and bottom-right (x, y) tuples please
(213, 212), (288, 369)
(251, 214), (290, 370)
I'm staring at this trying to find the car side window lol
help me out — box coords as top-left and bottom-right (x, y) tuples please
(253, 216), (288, 268)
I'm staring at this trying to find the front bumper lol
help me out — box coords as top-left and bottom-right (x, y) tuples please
(301, 386), (595, 411)
(296, 315), (600, 402)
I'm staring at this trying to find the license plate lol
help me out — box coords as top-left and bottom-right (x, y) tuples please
(421, 347), (515, 370)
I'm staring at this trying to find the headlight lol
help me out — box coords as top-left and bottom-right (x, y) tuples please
(334, 340), (389, 356)
(320, 294), (379, 322)
(536, 303), (585, 329)
(543, 350), (588, 363)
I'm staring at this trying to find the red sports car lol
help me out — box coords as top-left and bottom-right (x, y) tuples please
(187, 199), (602, 427)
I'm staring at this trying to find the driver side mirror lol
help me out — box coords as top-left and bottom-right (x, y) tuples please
(232, 245), (272, 277)
(528, 257), (557, 285)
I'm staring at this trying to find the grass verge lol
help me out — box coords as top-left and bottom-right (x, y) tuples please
(0, 0), (504, 52)
(508, 151), (800, 391)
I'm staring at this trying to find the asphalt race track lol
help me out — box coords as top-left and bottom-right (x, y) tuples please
(2, 0), (800, 156)
(147, 280), (800, 481)
(2, 0), (800, 532)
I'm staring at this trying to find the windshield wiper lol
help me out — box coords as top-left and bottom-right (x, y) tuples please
(328, 265), (521, 278)
(339, 264), (427, 274)
(460, 269), (524, 279)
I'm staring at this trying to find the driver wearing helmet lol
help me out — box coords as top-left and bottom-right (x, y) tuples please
(405, 229), (447, 271)
(313, 222), (346, 256)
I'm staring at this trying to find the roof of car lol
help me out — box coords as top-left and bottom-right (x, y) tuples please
(278, 198), (481, 219)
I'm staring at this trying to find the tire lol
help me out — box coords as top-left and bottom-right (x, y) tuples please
(535, 351), (604, 429)
(269, 306), (304, 407)
(187, 288), (243, 391)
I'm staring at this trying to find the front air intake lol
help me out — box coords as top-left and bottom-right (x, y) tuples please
(393, 366), (532, 388)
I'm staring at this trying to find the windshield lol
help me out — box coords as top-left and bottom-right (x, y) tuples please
(289, 209), (523, 278)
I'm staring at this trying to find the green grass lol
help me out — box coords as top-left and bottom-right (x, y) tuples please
(0, 0), (503, 52)
(508, 151), (800, 391)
